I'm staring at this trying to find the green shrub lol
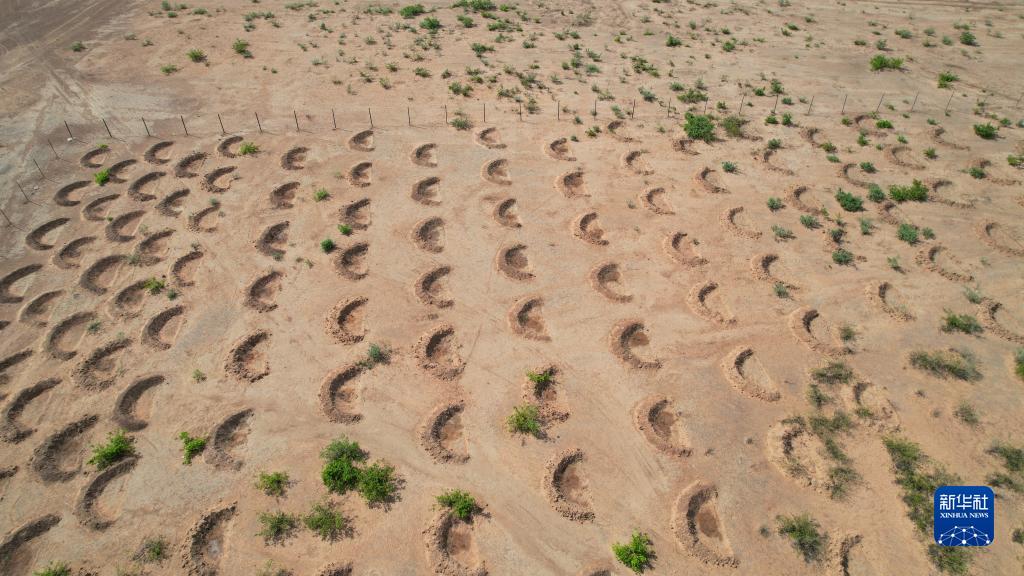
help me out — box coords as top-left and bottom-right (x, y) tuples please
(937, 71), (958, 88)
(358, 461), (397, 504)
(910, 349), (980, 380)
(767, 138), (782, 150)
(767, 197), (783, 211)
(304, 502), (349, 540)
(867, 184), (885, 202)
(924, 148), (937, 159)
(256, 471), (289, 496)
(666, 35), (682, 47)
(232, 38), (251, 56)
(683, 113), (715, 143)
(612, 532), (653, 573)
(799, 214), (820, 229)
(1015, 349), (1024, 381)
(959, 30), (977, 45)
(160, 64), (178, 75)
(420, 16), (441, 30)
(875, 120), (893, 129)
(777, 515), (823, 562)
(859, 161), (876, 173)
(774, 282), (790, 298)
(187, 49), (206, 62)
(179, 432), (207, 464)
(94, 169), (110, 186)
(70, 41), (85, 52)
(897, 223), (919, 245)
(953, 403), (979, 426)
(338, 224), (353, 236)
(257, 511), (299, 543)
(772, 225), (794, 240)
(33, 562), (71, 576)
(889, 180), (928, 202)
(322, 436), (366, 464)
(320, 238), (335, 253)
(450, 116), (472, 130)
(239, 142), (259, 155)
(88, 430), (135, 469)
(399, 4), (425, 18)
(811, 361), (853, 385)
(314, 188), (329, 201)
(507, 404), (541, 436)
(722, 161), (737, 173)
(835, 189), (863, 212)
(139, 537), (168, 563)
(436, 489), (478, 520)
(973, 123), (997, 139)
(941, 311), (982, 334)
(869, 54), (903, 70)
(322, 458), (362, 493)
(832, 249), (853, 265)
(721, 115), (746, 138)
(457, 14), (474, 27)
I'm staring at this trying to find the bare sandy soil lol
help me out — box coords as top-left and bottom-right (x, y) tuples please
(1, 1), (1023, 575)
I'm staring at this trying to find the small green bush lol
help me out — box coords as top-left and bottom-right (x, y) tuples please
(767, 197), (784, 211)
(941, 311), (982, 334)
(399, 4), (426, 18)
(436, 489), (478, 520)
(683, 113), (715, 143)
(322, 458), (362, 493)
(973, 123), (997, 139)
(722, 161), (737, 173)
(910, 349), (980, 380)
(256, 471), (289, 496)
(867, 184), (885, 202)
(835, 189), (864, 212)
(33, 562), (71, 576)
(94, 169), (110, 186)
(257, 511), (299, 543)
(420, 16), (441, 30)
(799, 214), (820, 229)
(187, 49), (206, 62)
(777, 514), (823, 562)
(666, 35), (682, 47)
(812, 361), (852, 385)
(507, 404), (541, 436)
(612, 532), (653, 573)
(869, 54), (903, 71)
(320, 238), (336, 253)
(358, 461), (398, 504)
(88, 430), (135, 469)
(889, 180), (928, 202)
(239, 142), (259, 155)
(832, 249), (853, 265)
(304, 502), (349, 540)
(897, 223), (919, 245)
(179, 432), (207, 464)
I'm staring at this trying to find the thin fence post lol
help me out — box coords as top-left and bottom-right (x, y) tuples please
(408, 107), (412, 126)
(556, 102), (560, 121)
(1017, 93), (1022, 108)
(593, 99), (597, 117)
(255, 112), (262, 133)
(218, 114), (226, 134)
(841, 94), (848, 115)
(181, 115), (189, 136)
(910, 92), (919, 113)
(16, 180), (30, 202)
(102, 118), (113, 139)
(483, 102), (486, 123)
(945, 93), (954, 114)
(630, 99), (635, 119)
(64, 120), (73, 140)
(444, 105), (448, 124)
(703, 98), (709, 115)
(331, 108), (337, 130)
(142, 117), (151, 137)
(47, 139), (58, 159)
(33, 158), (44, 179)
(772, 93), (779, 113)
(294, 110), (300, 132)
(807, 95), (814, 115)
(738, 93), (745, 115)
(0, 203), (12, 226)
(368, 108), (373, 128)
(518, 102), (522, 121)
(875, 93), (885, 114)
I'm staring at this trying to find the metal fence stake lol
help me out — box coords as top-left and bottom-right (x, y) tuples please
(218, 114), (226, 134)
(102, 118), (113, 139)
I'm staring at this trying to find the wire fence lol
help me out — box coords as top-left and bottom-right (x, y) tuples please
(1, 85), (1020, 230)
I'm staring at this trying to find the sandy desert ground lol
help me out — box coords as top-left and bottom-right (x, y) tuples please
(1, 1), (1024, 575)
